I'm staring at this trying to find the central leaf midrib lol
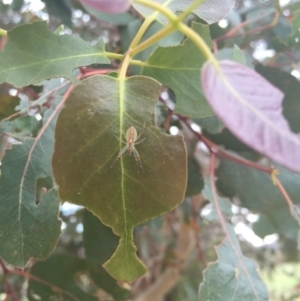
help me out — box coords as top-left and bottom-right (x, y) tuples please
(118, 77), (128, 254)
(0, 52), (106, 73)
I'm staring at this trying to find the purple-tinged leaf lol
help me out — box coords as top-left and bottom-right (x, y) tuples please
(79, 0), (131, 14)
(201, 60), (300, 173)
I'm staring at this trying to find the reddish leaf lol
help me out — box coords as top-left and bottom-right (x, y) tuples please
(201, 60), (300, 173)
(79, 0), (131, 14)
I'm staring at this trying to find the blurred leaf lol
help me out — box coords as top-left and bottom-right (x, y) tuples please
(199, 178), (269, 301)
(194, 115), (224, 134)
(201, 60), (300, 173)
(11, 0), (23, 11)
(83, 4), (136, 25)
(255, 64), (300, 133)
(1, 116), (41, 139)
(0, 22), (109, 88)
(79, 0), (130, 14)
(231, 45), (246, 64)
(185, 157), (204, 197)
(132, 0), (235, 25)
(216, 158), (300, 240)
(83, 210), (130, 300)
(0, 97), (61, 267)
(28, 254), (97, 301)
(52, 75), (187, 282)
(142, 23), (213, 118)
(0, 95), (19, 121)
(120, 19), (183, 74)
(41, 0), (72, 26)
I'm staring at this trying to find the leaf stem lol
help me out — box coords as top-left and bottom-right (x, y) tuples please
(131, 0), (218, 69)
(274, 176), (300, 230)
(105, 52), (146, 66)
(0, 28), (7, 37)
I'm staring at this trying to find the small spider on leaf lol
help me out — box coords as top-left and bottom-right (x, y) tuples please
(110, 125), (145, 169)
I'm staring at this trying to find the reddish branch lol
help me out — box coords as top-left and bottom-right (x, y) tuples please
(0, 259), (19, 301)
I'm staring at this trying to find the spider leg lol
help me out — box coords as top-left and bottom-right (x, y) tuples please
(110, 145), (128, 168)
(134, 137), (146, 145)
(132, 147), (142, 168)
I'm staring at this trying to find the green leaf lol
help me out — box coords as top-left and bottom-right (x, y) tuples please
(0, 96), (61, 267)
(142, 23), (214, 118)
(0, 22), (109, 88)
(83, 210), (130, 300)
(199, 178), (269, 301)
(216, 158), (300, 240)
(199, 228), (269, 301)
(52, 75), (187, 282)
(28, 254), (97, 301)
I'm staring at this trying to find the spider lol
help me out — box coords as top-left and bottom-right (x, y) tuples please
(110, 125), (145, 169)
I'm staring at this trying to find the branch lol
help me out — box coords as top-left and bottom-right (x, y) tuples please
(133, 221), (195, 301)
(0, 259), (19, 301)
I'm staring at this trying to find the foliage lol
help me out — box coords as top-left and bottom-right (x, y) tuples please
(0, 0), (299, 300)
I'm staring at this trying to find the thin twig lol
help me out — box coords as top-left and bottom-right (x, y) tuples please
(158, 96), (273, 175)
(10, 269), (80, 301)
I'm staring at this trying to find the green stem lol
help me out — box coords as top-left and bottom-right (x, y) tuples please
(130, 14), (158, 49)
(105, 52), (146, 66)
(131, 0), (219, 70)
(0, 28), (7, 37)
(130, 24), (175, 57)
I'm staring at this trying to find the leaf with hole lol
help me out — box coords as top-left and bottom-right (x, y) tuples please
(0, 98), (61, 267)
(52, 75), (187, 282)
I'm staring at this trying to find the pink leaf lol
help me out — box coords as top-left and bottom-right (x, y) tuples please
(201, 60), (300, 173)
(79, 0), (131, 14)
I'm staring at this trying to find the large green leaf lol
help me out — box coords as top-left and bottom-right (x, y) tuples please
(52, 75), (187, 282)
(28, 254), (97, 301)
(0, 22), (109, 88)
(83, 210), (130, 300)
(142, 23), (213, 118)
(199, 178), (269, 301)
(0, 97), (62, 267)
(216, 158), (300, 240)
